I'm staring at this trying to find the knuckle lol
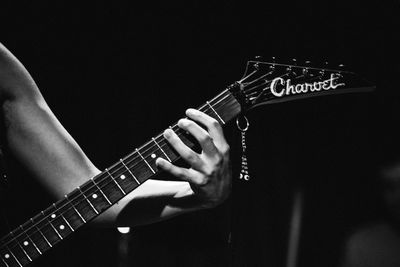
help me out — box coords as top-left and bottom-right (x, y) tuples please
(186, 152), (198, 163)
(210, 118), (220, 128)
(199, 134), (212, 144)
(162, 162), (172, 171)
(220, 144), (230, 155)
(203, 165), (217, 177)
(197, 175), (209, 186)
(177, 169), (187, 179)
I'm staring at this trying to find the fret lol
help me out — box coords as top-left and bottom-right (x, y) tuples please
(1, 257), (9, 267)
(206, 101), (225, 125)
(152, 137), (171, 162)
(92, 171), (125, 203)
(0, 245), (19, 267)
(59, 214), (74, 232)
(91, 178), (112, 205)
(14, 226), (41, 260)
(1, 229), (37, 266)
(42, 212), (63, 240)
(65, 195), (86, 224)
(19, 226), (42, 256)
(136, 148), (156, 174)
(14, 241), (31, 263)
(138, 141), (162, 172)
(1, 243), (29, 267)
(31, 219), (52, 248)
(120, 159), (141, 185)
(66, 190), (98, 222)
(209, 93), (241, 123)
(0, 88), (243, 266)
(106, 169), (126, 196)
(31, 213), (60, 246)
(80, 181), (111, 212)
(77, 187), (99, 215)
(42, 205), (73, 239)
(5, 247), (22, 267)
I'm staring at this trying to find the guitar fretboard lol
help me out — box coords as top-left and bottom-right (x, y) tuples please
(0, 88), (241, 267)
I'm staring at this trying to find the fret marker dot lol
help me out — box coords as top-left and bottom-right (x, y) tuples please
(4, 254), (10, 259)
(151, 153), (156, 159)
(92, 194), (98, 199)
(120, 175), (126, 180)
(51, 214), (56, 219)
(59, 225), (65, 230)
(23, 241), (29, 246)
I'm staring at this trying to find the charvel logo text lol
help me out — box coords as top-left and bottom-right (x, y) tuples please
(270, 73), (345, 97)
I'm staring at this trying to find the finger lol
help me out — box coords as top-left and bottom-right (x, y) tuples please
(163, 128), (202, 169)
(177, 118), (218, 156)
(156, 158), (203, 185)
(186, 109), (229, 153)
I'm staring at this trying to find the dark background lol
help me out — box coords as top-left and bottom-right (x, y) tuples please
(1, 1), (399, 266)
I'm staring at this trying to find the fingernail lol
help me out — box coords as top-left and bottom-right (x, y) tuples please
(155, 158), (163, 166)
(186, 108), (197, 116)
(164, 129), (173, 138)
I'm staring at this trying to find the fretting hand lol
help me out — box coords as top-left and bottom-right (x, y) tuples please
(156, 108), (231, 209)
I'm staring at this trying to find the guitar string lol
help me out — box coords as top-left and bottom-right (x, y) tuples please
(244, 72), (290, 95)
(63, 91), (233, 201)
(81, 71), (338, 220)
(2, 69), (345, 256)
(0, 99), (232, 257)
(1, 68), (345, 256)
(1, 69), (328, 251)
(0, 89), (235, 252)
(0, 90), (232, 252)
(86, 89), (233, 190)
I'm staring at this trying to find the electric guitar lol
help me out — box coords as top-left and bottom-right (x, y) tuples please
(0, 60), (375, 266)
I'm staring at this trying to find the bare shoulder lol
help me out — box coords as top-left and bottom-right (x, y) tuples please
(0, 42), (41, 103)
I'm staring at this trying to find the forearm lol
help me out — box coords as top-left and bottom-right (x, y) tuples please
(0, 42), (100, 197)
(0, 42), (231, 229)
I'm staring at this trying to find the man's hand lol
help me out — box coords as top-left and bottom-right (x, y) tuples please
(156, 108), (231, 209)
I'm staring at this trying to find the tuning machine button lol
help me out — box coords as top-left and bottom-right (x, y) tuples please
(302, 60), (311, 75)
(269, 57), (276, 70)
(319, 62), (328, 76)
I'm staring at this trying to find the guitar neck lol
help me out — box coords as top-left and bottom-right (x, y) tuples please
(0, 88), (242, 267)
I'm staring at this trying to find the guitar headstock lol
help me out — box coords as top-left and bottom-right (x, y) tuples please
(229, 59), (375, 111)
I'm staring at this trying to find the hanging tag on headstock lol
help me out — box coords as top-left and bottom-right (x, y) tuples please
(236, 115), (250, 181)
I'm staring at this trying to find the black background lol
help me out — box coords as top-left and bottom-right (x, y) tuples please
(1, 1), (399, 266)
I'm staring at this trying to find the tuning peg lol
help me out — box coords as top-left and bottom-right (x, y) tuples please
(303, 60), (311, 75)
(336, 64), (345, 75)
(269, 56), (276, 70)
(319, 61), (328, 76)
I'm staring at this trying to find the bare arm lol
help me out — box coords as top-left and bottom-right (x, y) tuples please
(0, 43), (231, 226)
